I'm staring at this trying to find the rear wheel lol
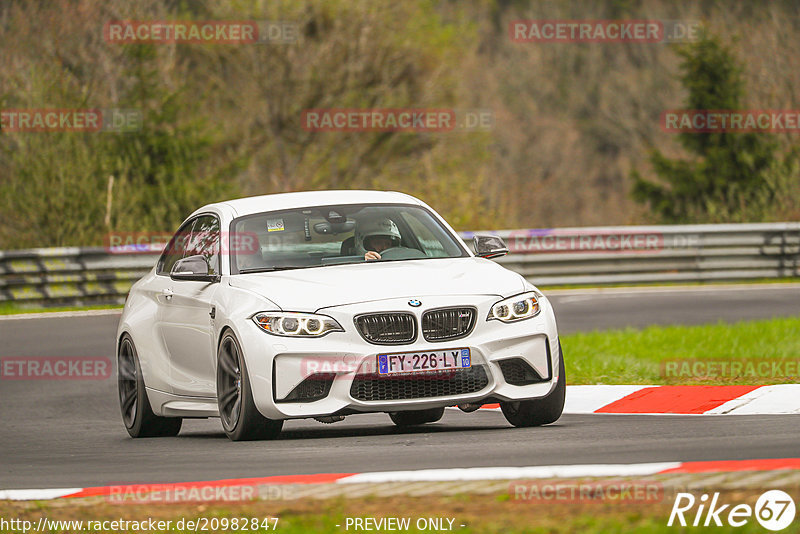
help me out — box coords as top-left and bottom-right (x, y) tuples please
(501, 341), (566, 427)
(389, 407), (445, 426)
(217, 332), (283, 441)
(118, 335), (182, 438)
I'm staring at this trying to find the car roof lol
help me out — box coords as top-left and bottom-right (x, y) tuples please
(196, 190), (423, 218)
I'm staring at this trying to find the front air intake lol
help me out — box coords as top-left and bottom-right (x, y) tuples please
(354, 313), (417, 345)
(350, 366), (489, 401)
(497, 358), (547, 386)
(277, 373), (336, 403)
(421, 307), (476, 342)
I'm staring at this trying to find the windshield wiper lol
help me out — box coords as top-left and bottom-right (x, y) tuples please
(238, 266), (310, 273)
(239, 261), (369, 274)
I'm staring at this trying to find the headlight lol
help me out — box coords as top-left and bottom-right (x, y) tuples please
(252, 312), (344, 337)
(487, 292), (541, 322)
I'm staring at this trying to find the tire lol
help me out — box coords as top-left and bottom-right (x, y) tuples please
(389, 407), (445, 426)
(500, 341), (566, 427)
(217, 331), (283, 441)
(118, 335), (182, 438)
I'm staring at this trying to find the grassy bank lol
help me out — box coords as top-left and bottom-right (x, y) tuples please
(563, 316), (800, 385)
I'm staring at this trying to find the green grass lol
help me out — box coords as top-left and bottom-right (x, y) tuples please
(0, 302), (122, 315)
(563, 316), (800, 385)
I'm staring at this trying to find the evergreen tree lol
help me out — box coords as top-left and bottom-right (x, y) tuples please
(632, 34), (787, 222)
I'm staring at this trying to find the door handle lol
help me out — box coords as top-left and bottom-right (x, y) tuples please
(161, 288), (174, 300)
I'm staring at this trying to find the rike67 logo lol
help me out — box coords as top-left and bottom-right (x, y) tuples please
(668, 490), (796, 531)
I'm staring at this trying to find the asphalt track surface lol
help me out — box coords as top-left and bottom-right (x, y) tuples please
(1, 285), (798, 489)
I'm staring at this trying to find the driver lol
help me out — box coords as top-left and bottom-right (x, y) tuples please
(355, 217), (401, 261)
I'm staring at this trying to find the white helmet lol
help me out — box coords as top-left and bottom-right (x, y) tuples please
(355, 217), (401, 254)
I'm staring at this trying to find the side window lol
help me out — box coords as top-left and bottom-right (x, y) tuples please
(156, 219), (195, 275)
(184, 215), (221, 275)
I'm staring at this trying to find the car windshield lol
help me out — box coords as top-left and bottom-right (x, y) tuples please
(230, 203), (467, 273)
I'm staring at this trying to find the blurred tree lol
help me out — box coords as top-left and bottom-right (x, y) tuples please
(106, 44), (239, 234)
(0, 0), (496, 248)
(0, 1), (239, 248)
(631, 33), (796, 222)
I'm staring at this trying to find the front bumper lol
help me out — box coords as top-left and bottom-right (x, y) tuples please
(241, 294), (561, 420)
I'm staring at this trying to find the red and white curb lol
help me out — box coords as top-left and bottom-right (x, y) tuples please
(470, 384), (800, 415)
(2, 458), (799, 501)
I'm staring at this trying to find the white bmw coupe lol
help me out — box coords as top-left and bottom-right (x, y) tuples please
(117, 191), (565, 440)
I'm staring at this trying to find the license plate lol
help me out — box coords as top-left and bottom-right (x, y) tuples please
(377, 348), (471, 375)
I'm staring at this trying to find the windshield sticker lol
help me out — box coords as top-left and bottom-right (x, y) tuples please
(266, 218), (285, 232)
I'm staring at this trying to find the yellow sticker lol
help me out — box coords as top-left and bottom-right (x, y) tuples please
(267, 218), (285, 232)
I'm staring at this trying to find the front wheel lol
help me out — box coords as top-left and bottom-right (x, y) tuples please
(217, 332), (283, 441)
(501, 341), (566, 427)
(389, 407), (445, 426)
(118, 335), (182, 438)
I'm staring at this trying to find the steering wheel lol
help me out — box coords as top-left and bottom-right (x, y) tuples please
(378, 247), (427, 260)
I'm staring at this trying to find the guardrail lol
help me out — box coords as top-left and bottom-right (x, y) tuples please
(1, 223), (798, 305)
(0, 247), (156, 304)
(463, 222), (800, 286)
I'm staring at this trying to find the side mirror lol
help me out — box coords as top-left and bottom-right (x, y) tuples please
(171, 255), (218, 282)
(473, 235), (509, 259)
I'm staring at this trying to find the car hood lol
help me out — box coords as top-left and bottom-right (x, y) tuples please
(228, 257), (525, 312)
